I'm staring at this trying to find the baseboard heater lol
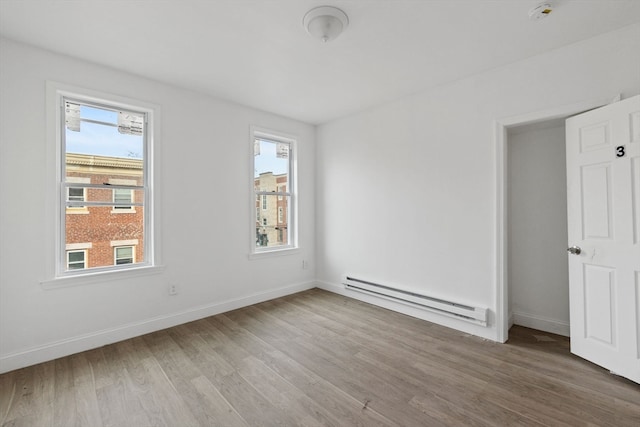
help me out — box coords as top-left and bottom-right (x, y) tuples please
(343, 276), (488, 325)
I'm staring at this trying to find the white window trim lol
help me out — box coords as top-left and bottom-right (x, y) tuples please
(110, 239), (139, 247)
(66, 242), (92, 250)
(249, 126), (298, 259)
(43, 81), (163, 288)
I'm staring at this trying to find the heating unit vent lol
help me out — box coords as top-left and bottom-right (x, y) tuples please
(343, 276), (488, 325)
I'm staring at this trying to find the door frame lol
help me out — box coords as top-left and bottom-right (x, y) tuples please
(493, 96), (615, 343)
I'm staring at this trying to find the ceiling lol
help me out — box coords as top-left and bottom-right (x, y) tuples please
(1, 1), (639, 125)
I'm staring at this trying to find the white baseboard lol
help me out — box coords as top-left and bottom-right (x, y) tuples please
(0, 281), (315, 374)
(316, 280), (497, 341)
(512, 311), (570, 337)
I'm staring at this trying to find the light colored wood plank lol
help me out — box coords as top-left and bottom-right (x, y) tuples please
(94, 374), (152, 427)
(0, 370), (16, 426)
(225, 308), (443, 426)
(1, 288), (639, 427)
(237, 355), (336, 427)
(212, 313), (398, 427)
(190, 376), (249, 427)
(52, 358), (77, 427)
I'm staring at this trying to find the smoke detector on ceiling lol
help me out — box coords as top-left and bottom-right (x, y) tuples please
(528, 3), (553, 20)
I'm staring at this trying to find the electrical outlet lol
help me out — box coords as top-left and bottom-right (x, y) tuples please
(168, 284), (178, 295)
(302, 260), (309, 270)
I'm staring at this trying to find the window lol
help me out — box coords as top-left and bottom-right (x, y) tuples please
(114, 246), (134, 265)
(57, 91), (152, 275)
(113, 188), (134, 211)
(68, 187), (85, 205)
(66, 250), (86, 270)
(252, 128), (296, 253)
(65, 176), (90, 212)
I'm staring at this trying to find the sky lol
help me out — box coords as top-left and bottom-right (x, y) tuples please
(66, 105), (288, 176)
(65, 105), (144, 159)
(254, 139), (289, 177)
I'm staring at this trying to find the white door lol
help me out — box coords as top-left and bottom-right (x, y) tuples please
(566, 95), (640, 383)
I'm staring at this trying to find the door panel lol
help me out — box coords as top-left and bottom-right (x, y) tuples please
(581, 163), (613, 239)
(632, 156), (640, 244)
(579, 121), (610, 153)
(583, 264), (615, 346)
(566, 95), (640, 383)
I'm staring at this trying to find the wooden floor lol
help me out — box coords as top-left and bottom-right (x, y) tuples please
(1, 289), (639, 426)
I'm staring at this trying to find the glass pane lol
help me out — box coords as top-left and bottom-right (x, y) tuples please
(116, 246), (133, 258)
(68, 188), (84, 200)
(68, 251), (84, 262)
(63, 100), (146, 273)
(65, 206), (144, 270)
(65, 104), (144, 161)
(255, 195), (289, 248)
(65, 103), (144, 186)
(254, 139), (289, 190)
(113, 189), (132, 203)
(68, 263), (84, 270)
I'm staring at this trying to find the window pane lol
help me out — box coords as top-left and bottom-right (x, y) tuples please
(113, 188), (134, 210)
(66, 250), (85, 270)
(114, 189), (132, 203)
(254, 139), (289, 190)
(68, 251), (84, 262)
(255, 195), (289, 248)
(65, 104), (144, 164)
(68, 188), (84, 200)
(61, 96), (149, 276)
(115, 246), (134, 264)
(116, 246), (133, 258)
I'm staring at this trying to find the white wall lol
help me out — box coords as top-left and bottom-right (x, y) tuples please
(507, 121), (570, 336)
(0, 38), (316, 372)
(315, 24), (640, 340)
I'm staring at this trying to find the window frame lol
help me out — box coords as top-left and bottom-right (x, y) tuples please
(43, 82), (163, 287)
(250, 126), (297, 257)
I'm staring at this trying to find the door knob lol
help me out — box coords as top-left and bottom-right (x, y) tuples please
(567, 246), (582, 255)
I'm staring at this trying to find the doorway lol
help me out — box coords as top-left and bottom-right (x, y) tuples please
(506, 119), (569, 337)
(494, 97), (613, 343)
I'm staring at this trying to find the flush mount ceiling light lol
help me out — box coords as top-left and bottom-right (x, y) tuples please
(303, 6), (349, 42)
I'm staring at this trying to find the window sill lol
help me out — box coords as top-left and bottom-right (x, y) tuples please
(66, 209), (89, 215)
(41, 265), (165, 290)
(248, 247), (299, 260)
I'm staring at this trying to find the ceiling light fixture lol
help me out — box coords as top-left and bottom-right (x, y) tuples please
(303, 6), (349, 42)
